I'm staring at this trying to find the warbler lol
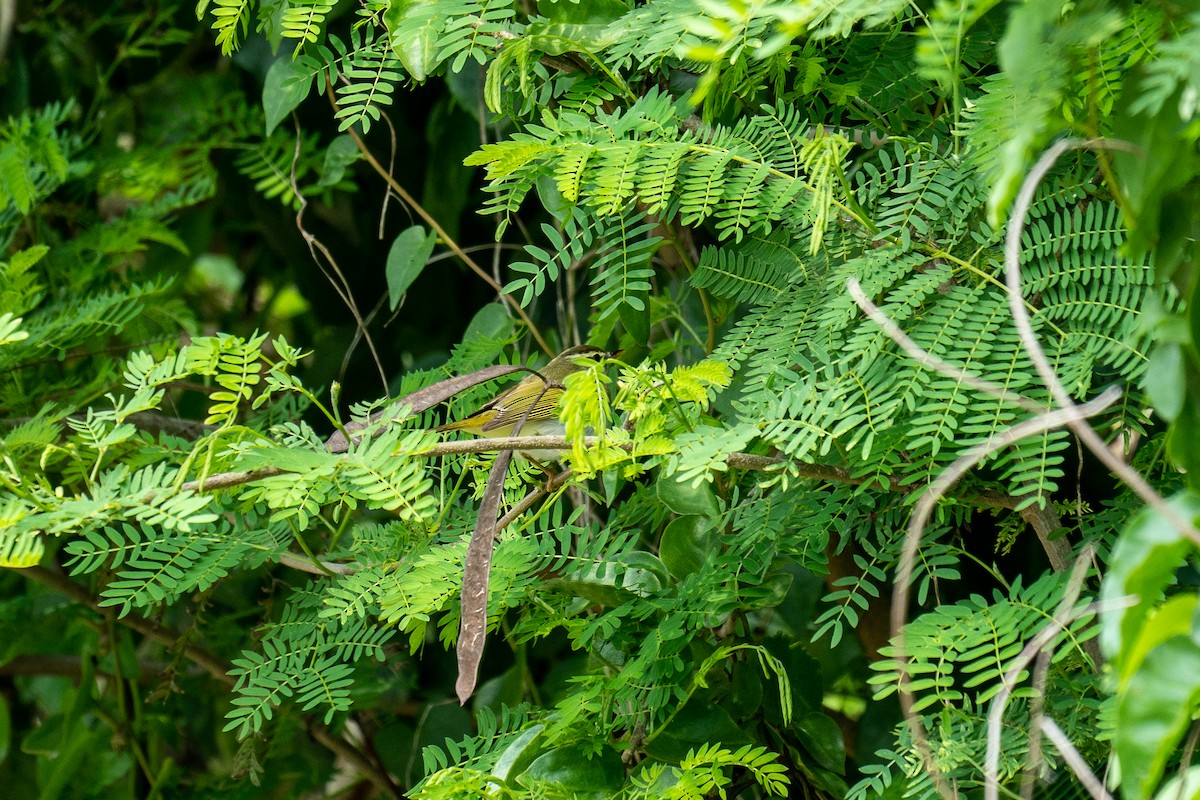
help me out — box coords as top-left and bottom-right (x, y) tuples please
(436, 344), (611, 458)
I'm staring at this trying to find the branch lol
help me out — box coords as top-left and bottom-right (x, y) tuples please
(850, 277), (1076, 569)
(982, 550), (1108, 800)
(848, 279), (1046, 415)
(180, 433), (1029, 514)
(1040, 718), (1114, 800)
(1017, 502), (1072, 573)
(288, 114), (389, 393)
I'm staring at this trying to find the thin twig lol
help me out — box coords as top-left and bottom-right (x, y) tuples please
(1173, 723), (1200, 800)
(1040, 718), (1113, 800)
(496, 468), (574, 532)
(343, 127), (553, 357)
(983, 548), (1099, 800)
(278, 551), (355, 576)
(288, 114), (389, 393)
(1002, 138), (1200, 547)
(848, 279), (1046, 415)
(890, 389), (1121, 800)
(1021, 619), (1056, 800)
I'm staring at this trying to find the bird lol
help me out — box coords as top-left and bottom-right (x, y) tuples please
(436, 344), (611, 460)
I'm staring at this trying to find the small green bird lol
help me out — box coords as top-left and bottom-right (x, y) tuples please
(436, 345), (611, 457)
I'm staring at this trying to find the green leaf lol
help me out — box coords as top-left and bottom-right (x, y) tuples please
(535, 173), (571, 219)
(526, 23), (624, 56)
(544, 550), (666, 606)
(1115, 80), (1200, 280)
(1167, 401), (1200, 484)
(493, 724), (547, 783)
(658, 515), (719, 579)
(1145, 342), (1186, 422)
(618, 550), (670, 594)
(794, 712), (845, 774)
(384, 0), (439, 82)
(232, 445), (336, 472)
(516, 744), (624, 798)
(617, 288), (650, 345)
(263, 57), (313, 137)
(644, 700), (754, 762)
(1151, 765), (1200, 800)
(537, 0), (628, 25)
(1118, 594), (1199, 688)
(1100, 490), (1200, 677)
(1115, 635), (1200, 800)
(656, 472), (721, 517)
(988, 0), (1066, 223)
(728, 659), (764, 718)
(462, 302), (514, 343)
(385, 226), (438, 310)
(318, 135), (360, 188)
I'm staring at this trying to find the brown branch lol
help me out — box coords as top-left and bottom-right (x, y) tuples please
(985, 549), (1094, 800)
(177, 433), (1030, 514)
(496, 467), (574, 532)
(1017, 503), (1072, 573)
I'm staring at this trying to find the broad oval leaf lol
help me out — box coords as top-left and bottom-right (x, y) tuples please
(386, 226), (438, 310)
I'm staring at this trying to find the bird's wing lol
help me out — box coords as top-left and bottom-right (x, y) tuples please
(479, 384), (563, 432)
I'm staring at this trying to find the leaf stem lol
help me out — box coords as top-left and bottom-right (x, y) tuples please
(343, 125), (554, 357)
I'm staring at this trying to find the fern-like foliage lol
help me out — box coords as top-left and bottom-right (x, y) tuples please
(0, 102), (73, 222)
(504, 205), (660, 322)
(870, 571), (1097, 712)
(281, 0), (337, 45)
(466, 96), (850, 249)
(225, 587), (394, 736)
(2, 1), (1176, 796)
(200, 0), (256, 55)
(710, 137), (1146, 506)
(690, 228), (810, 304)
(331, 30), (404, 134)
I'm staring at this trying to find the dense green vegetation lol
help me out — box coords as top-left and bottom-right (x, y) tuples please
(2, 0), (1199, 797)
